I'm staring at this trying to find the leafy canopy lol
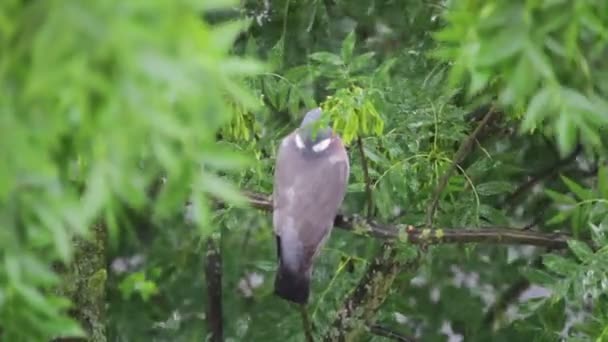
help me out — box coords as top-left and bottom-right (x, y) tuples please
(1, 0), (608, 341)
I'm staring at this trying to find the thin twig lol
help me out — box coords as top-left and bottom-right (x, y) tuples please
(357, 136), (374, 217)
(205, 236), (223, 342)
(299, 305), (314, 342)
(482, 256), (543, 326)
(369, 324), (418, 342)
(503, 144), (581, 207)
(426, 106), (497, 226)
(483, 278), (530, 327)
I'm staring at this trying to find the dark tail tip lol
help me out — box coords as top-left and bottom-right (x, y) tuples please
(274, 263), (310, 304)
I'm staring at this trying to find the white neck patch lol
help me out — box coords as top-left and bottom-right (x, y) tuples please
(312, 138), (331, 152)
(294, 133), (305, 149)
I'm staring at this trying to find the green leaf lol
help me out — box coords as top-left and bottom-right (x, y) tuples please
(476, 181), (514, 196)
(521, 87), (553, 131)
(341, 31), (356, 63)
(560, 175), (593, 201)
(287, 88), (302, 114)
(526, 46), (554, 79)
(245, 35), (259, 57)
(350, 52), (375, 72)
(201, 0), (240, 11)
(469, 70), (491, 95)
(507, 54), (537, 104)
(220, 57), (265, 76)
(561, 87), (595, 113)
(21, 254), (59, 286)
(35, 204), (72, 262)
(479, 204), (509, 224)
(46, 316), (87, 338)
(284, 65), (311, 82)
(5, 254), (22, 284)
(269, 36), (285, 70)
(210, 19), (252, 53)
(547, 211), (571, 225)
(309, 52), (343, 66)
(362, 146), (386, 164)
(202, 146), (252, 170)
(578, 122), (602, 148)
(198, 173), (247, 207)
(567, 240), (594, 263)
(545, 189), (577, 205)
(598, 165), (608, 199)
(543, 254), (579, 276)
(477, 26), (525, 66)
(522, 267), (555, 286)
(15, 285), (56, 317)
(555, 113), (577, 157)
(347, 182), (366, 192)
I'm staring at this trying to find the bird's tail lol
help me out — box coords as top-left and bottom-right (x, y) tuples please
(274, 261), (310, 304)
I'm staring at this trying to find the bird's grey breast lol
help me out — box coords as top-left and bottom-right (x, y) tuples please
(273, 132), (349, 251)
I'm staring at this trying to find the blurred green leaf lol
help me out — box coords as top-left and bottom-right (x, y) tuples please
(341, 31), (356, 63)
(543, 254), (579, 276)
(477, 26), (525, 66)
(560, 175), (594, 201)
(555, 112), (577, 156)
(310, 52), (343, 66)
(476, 181), (514, 196)
(522, 268), (555, 287)
(567, 240), (594, 263)
(521, 87), (553, 131)
(598, 166), (608, 199)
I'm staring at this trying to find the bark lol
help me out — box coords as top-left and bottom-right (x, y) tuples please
(323, 243), (420, 341)
(241, 191), (575, 249)
(55, 223), (107, 342)
(205, 236), (224, 342)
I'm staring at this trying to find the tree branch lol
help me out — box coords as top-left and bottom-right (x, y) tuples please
(205, 235), (223, 342)
(298, 305), (314, 342)
(54, 222), (107, 342)
(220, 185), (575, 341)
(503, 144), (582, 207)
(369, 324), (418, 342)
(322, 243), (420, 341)
(240, 191), (572, 249)
(426, 106), (497, 226)
(482, 256), (543, 326)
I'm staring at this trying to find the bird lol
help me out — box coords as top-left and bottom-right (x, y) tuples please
(272, 107), (350, 304)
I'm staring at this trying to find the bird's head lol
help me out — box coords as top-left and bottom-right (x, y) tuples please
(298, 108), (332, 145)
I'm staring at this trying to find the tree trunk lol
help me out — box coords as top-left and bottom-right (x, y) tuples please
(55, 222), (108, 342)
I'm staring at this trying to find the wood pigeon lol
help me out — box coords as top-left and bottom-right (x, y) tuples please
(272, 107), (350, 304)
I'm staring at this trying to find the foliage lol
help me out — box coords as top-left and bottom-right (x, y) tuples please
(0, 0), (262, 340)
(1, 0), (608, 341)
(433, 0), (608, 156)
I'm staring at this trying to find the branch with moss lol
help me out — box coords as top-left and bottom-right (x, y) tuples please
(322, 243), (420, 341)
(204, 235), (223, 342)
(241, 191), (573, 249)
(54, 223), (108, 342)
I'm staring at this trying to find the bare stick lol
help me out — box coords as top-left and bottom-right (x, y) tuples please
(426, 106), (497, 226)
(369, 324), (418, 342)
(298, 304), (314, 342)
